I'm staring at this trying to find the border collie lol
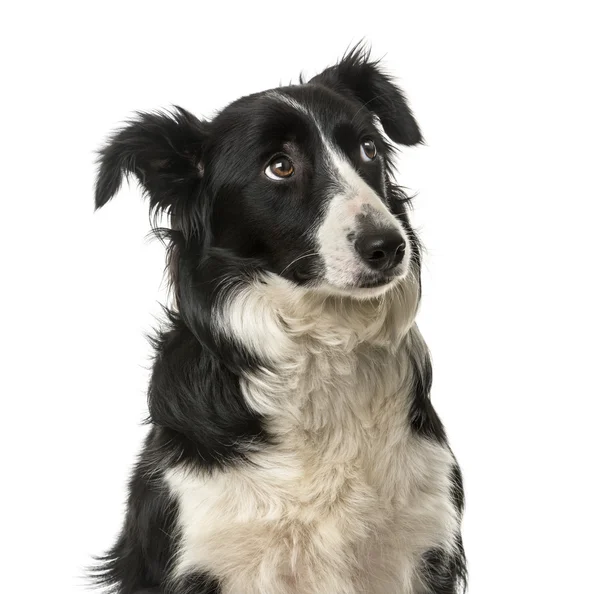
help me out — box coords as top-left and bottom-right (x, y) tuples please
(92, 47), (466, 594)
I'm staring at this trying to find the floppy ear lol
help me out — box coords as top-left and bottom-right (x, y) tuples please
(310, 46), (422, 146)
(95, 107), (208, 224)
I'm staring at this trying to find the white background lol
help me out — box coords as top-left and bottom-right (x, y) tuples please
(2, 2), (599, 592)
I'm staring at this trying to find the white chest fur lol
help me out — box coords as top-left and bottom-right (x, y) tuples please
(166, 331), (459, 594)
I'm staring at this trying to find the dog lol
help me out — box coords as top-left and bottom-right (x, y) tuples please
(91, 46), (466, 594)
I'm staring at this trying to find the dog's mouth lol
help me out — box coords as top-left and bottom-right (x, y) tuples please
(312, 270), (405, 300)
(355, 274), (398, 289)
(286, 254), (408, 298)
(292, 268), (315, 283)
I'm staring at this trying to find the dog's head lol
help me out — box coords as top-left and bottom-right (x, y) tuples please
(96, 48), (422, 335)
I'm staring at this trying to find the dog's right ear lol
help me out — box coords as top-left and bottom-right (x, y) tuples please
(95, 107), (209, 224)
(310, 46), (422, 146)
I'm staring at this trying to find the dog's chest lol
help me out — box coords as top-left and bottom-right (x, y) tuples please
(283, 347), (422, 507)
(167, 347), (458, 593)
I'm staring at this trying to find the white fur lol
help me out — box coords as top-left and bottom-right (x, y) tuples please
(168, 277), (459, 593)
(268, 90), (411, 294)
(316, 149), (411, 292)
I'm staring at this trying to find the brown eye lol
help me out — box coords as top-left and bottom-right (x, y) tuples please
(265, 155), (294, 180)
(360, 138), (377, 161)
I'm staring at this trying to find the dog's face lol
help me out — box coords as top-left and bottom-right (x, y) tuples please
(96, 49), (422, 301)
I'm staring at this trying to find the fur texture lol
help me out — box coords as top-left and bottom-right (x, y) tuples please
(91, 46), (466, 594)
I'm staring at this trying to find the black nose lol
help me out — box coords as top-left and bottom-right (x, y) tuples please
(354, 230), (406, 271)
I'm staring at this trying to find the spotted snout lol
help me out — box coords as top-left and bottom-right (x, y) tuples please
(317, 191), (412, 295)
(312, 146), (412, 296)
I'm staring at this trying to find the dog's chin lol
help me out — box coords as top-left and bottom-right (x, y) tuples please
(315, 272), (404, 301)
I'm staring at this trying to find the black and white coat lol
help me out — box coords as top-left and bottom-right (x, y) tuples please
(92, 47), (466, 594)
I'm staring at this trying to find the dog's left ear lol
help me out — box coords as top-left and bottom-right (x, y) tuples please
(310, 47), (422, 146)
(94, 107), (209, 231)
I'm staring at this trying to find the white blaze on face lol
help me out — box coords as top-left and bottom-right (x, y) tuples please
(316, 147), (411, 291)
(268, 91), (412, 294)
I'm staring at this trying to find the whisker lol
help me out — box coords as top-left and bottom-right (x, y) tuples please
(280, 252), (320, 276)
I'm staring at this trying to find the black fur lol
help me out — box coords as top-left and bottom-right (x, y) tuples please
(311, 50), (422, 146)
(91, 45), (465, 593)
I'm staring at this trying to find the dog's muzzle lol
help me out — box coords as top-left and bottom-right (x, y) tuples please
(354, 228), (406, 273)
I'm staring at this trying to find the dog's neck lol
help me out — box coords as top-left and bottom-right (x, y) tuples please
(214, 273), (421, 364)
(219, 273), (426, 435)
